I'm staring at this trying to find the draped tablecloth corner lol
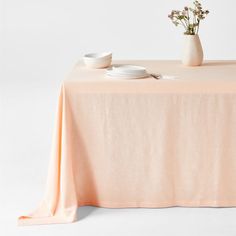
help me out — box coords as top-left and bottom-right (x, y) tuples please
(18, 85), (78, 225)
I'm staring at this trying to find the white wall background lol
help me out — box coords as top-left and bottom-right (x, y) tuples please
(1, 1), (236, 236)
(1, 0), (236, 84)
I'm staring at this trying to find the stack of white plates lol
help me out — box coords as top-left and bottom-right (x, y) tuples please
(106, 65), (149, 79)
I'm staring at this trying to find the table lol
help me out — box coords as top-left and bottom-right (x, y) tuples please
(19, 61), (236, 225)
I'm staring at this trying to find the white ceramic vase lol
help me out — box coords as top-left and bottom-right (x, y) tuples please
(182, 34), (203, 66)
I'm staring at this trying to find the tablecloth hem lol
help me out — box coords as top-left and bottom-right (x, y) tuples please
(18, 200), (236, 226)
(78, 200), (236, 208)
(18, 215), (76, 226)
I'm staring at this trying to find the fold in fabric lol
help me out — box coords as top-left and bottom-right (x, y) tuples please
(18, 85), (78, 225)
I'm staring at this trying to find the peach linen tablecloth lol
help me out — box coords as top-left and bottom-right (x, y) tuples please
(19, 61), (236, 225)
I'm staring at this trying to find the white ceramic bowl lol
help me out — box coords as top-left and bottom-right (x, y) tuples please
(83, 52), (112, 69)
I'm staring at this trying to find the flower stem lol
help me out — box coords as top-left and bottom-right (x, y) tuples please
(197, 20), (200, 34)
(193, 6), (197, 34)
(180, 19), (187, 30)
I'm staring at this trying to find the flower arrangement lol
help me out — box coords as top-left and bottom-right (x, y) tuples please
(168, 1), (209, 35)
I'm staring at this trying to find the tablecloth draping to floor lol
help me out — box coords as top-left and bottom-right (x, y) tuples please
(19, 61), (236, 225)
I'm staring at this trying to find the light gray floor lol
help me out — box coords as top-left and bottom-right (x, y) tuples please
(1, 51), (236, 236)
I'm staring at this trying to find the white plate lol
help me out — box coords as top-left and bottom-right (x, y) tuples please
(111, 65), (147, 75)
(107, 68), (149, 79)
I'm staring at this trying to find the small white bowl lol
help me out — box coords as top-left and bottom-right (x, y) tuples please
(83, 52), (112, 69)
